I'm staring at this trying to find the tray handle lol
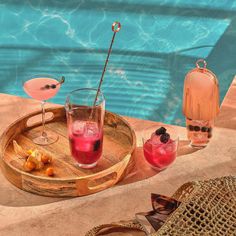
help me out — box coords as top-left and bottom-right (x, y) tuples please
(76, 154), (131, 196)
(22, 107), (65, 130)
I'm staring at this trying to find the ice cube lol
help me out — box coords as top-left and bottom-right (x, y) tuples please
(72, 121), (86, 136)
(165, 141), (176, 153)
(150, 133), (161, 145)
(144, 139), (153, 152)
(84, 122), (99, 137)
(158, 147), (166, 156)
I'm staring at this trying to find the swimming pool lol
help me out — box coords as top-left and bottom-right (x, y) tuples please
(0, 0), (235, 125)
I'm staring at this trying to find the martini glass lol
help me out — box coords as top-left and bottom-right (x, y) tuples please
(23, 75), (64, 145)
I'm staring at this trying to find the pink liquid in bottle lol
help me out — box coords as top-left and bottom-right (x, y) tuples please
(69, 121), (103, 166)
(23, 78), (60, 101)
(183, 59), (219, 148)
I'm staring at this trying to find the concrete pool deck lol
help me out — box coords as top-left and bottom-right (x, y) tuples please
(0, 77), (235, 235)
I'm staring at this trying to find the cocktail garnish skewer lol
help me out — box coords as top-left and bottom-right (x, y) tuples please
(41, 76), (65, 90)
(89, 22), (121, 121)
(92, 21), (121, 106)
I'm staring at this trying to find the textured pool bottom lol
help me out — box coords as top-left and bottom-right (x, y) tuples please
(2, 45), (232, 127)
(0, 1), (236, 125)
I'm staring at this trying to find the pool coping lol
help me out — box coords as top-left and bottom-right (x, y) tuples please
(215, 76), (236, 129)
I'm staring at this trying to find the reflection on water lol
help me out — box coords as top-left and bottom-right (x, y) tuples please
(0, 0), (235, 125)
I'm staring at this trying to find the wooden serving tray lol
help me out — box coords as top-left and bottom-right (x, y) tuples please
(0, 107), (136, 197)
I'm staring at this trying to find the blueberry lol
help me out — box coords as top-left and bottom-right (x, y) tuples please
(155, 127), (166, 135)
(160, 133), (170, 143)
(207, 127), (212, 138)
(194, 126), (200, 132)
(201, 127), (208, 132)
(188, 125), (194, 131)
(94, 140), (101, 151)
(208, 127), (212, 133)
(51, 84), (57, 89)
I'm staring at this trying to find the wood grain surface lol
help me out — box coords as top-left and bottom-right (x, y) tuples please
(0, 107), (136, 197)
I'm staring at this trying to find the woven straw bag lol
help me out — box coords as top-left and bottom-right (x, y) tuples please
(86, 176), (236, 236)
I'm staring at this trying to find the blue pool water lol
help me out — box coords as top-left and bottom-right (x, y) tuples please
(0, 1), (236, 125)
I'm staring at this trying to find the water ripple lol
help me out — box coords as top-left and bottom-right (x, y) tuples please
(0, 1), (235, 126)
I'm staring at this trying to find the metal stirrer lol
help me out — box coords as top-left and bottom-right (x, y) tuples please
(92, 22), (121, 107)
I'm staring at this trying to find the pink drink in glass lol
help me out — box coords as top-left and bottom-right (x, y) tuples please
(143, 128), (178, 170)
(69, 121), (103, 166)
(23, 76), (63, 145)
(23, 78), (60, 101)
(66, 88), (105, 168)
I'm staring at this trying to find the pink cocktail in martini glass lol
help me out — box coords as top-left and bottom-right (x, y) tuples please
(23, 75), (64, 145)
(24, 78), (61, 101)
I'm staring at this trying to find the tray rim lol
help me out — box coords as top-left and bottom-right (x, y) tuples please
(0, 106), (136, 182)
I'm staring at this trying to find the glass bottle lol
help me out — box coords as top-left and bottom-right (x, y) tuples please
(182, 59), (220, 148)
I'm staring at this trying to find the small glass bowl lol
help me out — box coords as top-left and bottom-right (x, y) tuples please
(142, 126), (179, 171)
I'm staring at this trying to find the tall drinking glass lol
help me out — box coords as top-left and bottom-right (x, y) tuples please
(65, 88), (105, 169)
(23, 75), (63, 145)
